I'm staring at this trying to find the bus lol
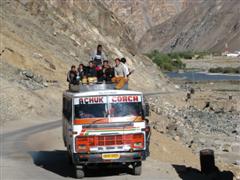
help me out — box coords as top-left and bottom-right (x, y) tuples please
(62, 84), (150, 178)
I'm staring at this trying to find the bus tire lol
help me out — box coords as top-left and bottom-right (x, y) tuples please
(75, 166), (85, 179)
(132, 161), (142, 176)
(67, 148), (73, 165)
(67, 152), (72, 164)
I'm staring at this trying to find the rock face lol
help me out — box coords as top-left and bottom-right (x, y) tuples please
(0, 0), (170, 90)
(0, 0), (172, 124)
(103, 0), (188, 42)
(138, 0), (240, 53)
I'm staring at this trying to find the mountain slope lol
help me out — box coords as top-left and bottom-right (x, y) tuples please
(103, 0), (188, 42)
(0, 0), (171, 124)
(138, 0), (240, 53)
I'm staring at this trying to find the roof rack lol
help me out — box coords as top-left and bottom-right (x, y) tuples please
(68, 82), (128, 92)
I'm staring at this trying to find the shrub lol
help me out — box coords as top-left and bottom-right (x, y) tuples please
(167, 52), (180, 60)
(146, 50), (211, 71)
(178, 51), (194, 59)
(146, 50), (185, 71)
(236, 66), (240, 73)
(168, 51), (209, 60)
(208, 67), (240, 74)
(209, 67), (223, 73)
(195, 52), (209, 59)
(223, 67), (236, 74)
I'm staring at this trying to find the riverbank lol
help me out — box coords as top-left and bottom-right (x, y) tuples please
(182, 56), (240, 71)
(146, 80), (240, 177)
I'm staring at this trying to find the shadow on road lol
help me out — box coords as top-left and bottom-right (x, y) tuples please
(29, 150), (131, 178)
(29, 150), (75, 178)
(172, 164), (234, 180)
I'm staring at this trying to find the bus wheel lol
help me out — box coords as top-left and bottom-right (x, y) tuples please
(132, 161), (142, 175)
(67, 148), (73, 164)
(75, 165), (85, 179)
(67, 152), (72, 164)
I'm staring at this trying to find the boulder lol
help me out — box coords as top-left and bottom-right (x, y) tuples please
(22, 70), (34, 78)
(222, 144), (231, 152)
(32, 52), (43, 59)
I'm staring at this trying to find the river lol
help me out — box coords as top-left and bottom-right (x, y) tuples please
(166, 71), (240, 81)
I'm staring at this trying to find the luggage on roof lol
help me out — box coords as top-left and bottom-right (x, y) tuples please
(69, 82), (128, 92)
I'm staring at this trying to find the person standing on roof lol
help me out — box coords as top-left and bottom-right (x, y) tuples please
(121, 57), (134, 77)
(120, 57), (129, 76)
(91, 44), (107, 66)
(112, 58), (128, 89)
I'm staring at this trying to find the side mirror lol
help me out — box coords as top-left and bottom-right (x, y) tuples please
(144, 103), (150, 117)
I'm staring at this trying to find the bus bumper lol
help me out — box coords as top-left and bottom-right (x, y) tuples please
(72, 151), (146, 165)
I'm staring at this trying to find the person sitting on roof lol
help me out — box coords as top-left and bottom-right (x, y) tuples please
(86, 61), (97, 84)
(67, 65), (78, 85)
(91, 44), (107, 67)
(77, 63), (86, 82)
(96, 64), (104, 82)
(96, 60), (114, 83)
(86, 61), (97, 77)
(102, 60), (114, 83)
(111, 58), (128, 89)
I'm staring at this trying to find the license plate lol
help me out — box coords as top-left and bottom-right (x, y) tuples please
(102, 153), (120, 160)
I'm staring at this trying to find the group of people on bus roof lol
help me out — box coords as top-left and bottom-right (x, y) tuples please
(67, 44), (132, 89)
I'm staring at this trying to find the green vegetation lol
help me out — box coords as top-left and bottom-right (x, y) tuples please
(167, 51), (194, 60)
(209, 67), (240, 74)
(146, 50), (186, 71)
(146, 50), (210, 71)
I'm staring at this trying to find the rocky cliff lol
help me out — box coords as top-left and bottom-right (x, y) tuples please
(138, 0), (240, 53)
(0, 0), (171, 124)
(103, 0), (188, 42)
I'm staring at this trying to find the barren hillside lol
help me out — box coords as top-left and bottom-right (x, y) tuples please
(0, 0), (171, 125)
(103, 0), (188, 42)
(138, 0), (240, 53)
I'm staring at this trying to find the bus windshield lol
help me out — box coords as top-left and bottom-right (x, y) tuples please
(109, 102), (142, 117)
(75, 104), (107, 118)
(74, 95), (143, 120)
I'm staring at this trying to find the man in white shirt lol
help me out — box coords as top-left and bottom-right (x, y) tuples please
(112, 58), (128, 89)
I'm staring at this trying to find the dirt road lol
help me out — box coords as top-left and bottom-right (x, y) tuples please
(0, 120), (182, 180)
(1, 119), (235, 180)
